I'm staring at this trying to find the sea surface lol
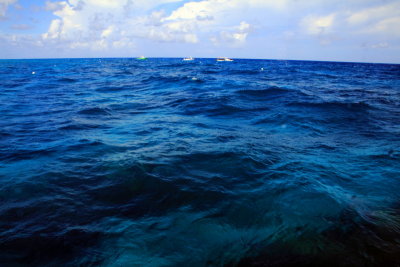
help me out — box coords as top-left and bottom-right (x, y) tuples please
(0, 58), (400, 266)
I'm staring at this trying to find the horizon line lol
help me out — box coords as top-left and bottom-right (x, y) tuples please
(0, 56), (398, 65)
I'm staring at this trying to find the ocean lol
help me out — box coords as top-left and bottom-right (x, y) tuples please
(0, 58), (399, 266)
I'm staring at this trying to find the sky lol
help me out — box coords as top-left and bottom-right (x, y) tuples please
(0, 0), (399, 63)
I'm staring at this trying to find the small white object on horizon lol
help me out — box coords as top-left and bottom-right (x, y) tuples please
(216, 57), (234, 62)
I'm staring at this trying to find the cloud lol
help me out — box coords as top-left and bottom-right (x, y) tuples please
(367, 17), (400, 37)
(371, 42), (389, 49)
(301, 14), (335, 35)
(0, 0), (17, 18)
(300, 13), (340, 45)
(41, 0), (276, 50)
(347, 2), (400, 25)
(41, 0), (202, 50)
(45, 1), (67, 12)
(11, 24), (33, 30)
(347, 2), (400, 37)
(0, 33), (43, 48)
(42, 19), (62, 40)
(165, 0), (214, 20)
(13, 2), (22, 10)
(211, 21), (253, 46)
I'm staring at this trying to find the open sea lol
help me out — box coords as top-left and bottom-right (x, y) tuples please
(0, 58), (400, 266)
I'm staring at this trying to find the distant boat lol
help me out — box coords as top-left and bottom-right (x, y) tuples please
(183, 56), (194, 61)
(137, 56), (147, 60)
(216, 57), (234, 62)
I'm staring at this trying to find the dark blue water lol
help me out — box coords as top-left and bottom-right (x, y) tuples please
(1, 58), (400, 266)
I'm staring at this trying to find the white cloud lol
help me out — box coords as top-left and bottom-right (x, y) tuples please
(301, 14), (335, 35)
(367, 17), (400, 37)
(101, 25), (114, 39)
(211, 21), (253, 46)
(112, 37), (136, 49)
(45, 1), (66, 12)
(11, 23), (32, 30)
(0, 0), (17, 18)
(41, 0), (279, 50)
(0, 33), (43, 47)
(300, 13), (340, 45)
(42, 19), (62, 39)
(347, 2), (400, 25)
(346, 2), (400, 38)
(13, 2), (22, 10)
(371, 42), (389, 49)
(41, 0), (203, 50)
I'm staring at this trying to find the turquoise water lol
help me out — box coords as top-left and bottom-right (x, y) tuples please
(0, 58), (400, 266)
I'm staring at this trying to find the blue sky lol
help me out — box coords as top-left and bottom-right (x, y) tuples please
(0, 0), (399, 63)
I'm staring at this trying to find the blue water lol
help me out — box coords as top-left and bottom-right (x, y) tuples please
(0, 58), (400, 266)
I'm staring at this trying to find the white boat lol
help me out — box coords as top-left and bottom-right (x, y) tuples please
(216, 57), (234, 62)
(183, 56), (194, 61)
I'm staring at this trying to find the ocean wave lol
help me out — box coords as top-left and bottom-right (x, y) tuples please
(95, 86), (128, 92)
(2, 82), (23, 89)
(182, 101), (270, 117)
(201, 69), (220, 74)
(58, 123), (111, 131)
(236, 86), (293, 97)
(141, 74), (205, 85)
(228, 69), (262, 75)
(0, 147), (57, 162)
(57, 77), (78, 83)
(77, 107), (112, 116)
(287, 100), (373, 111)
(158, 63), (190, 68)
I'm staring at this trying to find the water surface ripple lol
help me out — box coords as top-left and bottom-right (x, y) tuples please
(1, 58), (400, 266)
